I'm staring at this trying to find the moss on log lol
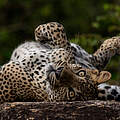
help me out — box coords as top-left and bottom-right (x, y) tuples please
(0, 100), (120, 120)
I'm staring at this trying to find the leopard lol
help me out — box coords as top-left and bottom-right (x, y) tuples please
(4, 39), (110, 103)
(34, 22), (120, 70)
(34, 22), (120, 101)
(0, 60), (111, 103)
(4, 22), (119, 102)
(0, 35), (112, 103)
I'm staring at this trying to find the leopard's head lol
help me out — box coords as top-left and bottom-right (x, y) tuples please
(46, 62), (111, 101)
(62, 64), (111, 101)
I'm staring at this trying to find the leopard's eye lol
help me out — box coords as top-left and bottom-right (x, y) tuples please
(69, 91), (75, 98)
(77, 70), (86, 77)
(68, 87), (75, 99)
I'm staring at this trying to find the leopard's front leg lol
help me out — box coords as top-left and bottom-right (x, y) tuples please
(91, 36), (120, 70)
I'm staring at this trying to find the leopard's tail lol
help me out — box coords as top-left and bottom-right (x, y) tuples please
(98, 83), (120, 101)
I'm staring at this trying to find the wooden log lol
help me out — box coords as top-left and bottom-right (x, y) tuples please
(0, 100), (120, 120)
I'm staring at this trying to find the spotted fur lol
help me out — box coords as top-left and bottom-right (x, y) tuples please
(98, 83), (120, 101)
(35, 22), (71, 50)
(0, 60), (111, 103)
(34, 22), (120, 101)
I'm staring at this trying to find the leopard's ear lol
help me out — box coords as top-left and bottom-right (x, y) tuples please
(97, 71), (111, 84)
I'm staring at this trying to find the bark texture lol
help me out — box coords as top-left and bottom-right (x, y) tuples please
(0, 100), (120, 120)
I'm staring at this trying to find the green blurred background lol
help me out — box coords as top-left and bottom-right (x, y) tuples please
(0, 0), (120, 84)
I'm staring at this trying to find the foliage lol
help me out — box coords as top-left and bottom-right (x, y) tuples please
(92, 3), (120, 37)
(70, 34), (102, 53)
(0, 0), (103, 65)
